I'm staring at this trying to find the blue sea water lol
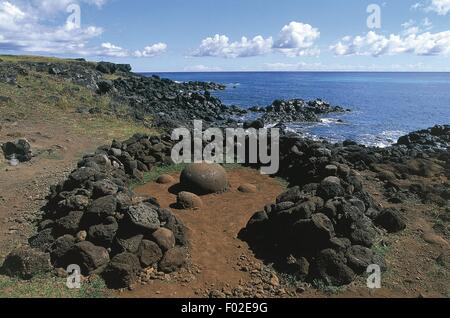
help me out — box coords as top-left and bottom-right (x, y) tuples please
(146, 72), (450, 147)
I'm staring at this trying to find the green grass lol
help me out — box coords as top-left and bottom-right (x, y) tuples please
(0, 55), (89, 64)
(0, 59), (158, 143)
(312, 279), (343, 295)
(0, 274), (109, 298)
(130, 163), (188, 189)
(372, 242), (392, 258)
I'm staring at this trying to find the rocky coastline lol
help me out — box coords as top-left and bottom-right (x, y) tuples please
(1, 59), (346, 130)
(1, 59), (449, 293)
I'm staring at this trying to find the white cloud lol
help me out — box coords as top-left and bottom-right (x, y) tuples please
(31, 0), (106, 15)
(100, 42), (128, 57)
(401, 18), (433, 36)
(134, 42), (167, 57)
(0, 1), (26, 31)
(330, 29), (450, 57)
(192, 21), (320, 58)
(183, 64), (222, 72)
(427, 0), (450, 15)
(0, 1), (103, 54)
(273, 21), (320, 56)
(99, 42), (167, 58)
(412, 0), (450, 15)
(192, 34), (273, 58)
(411, 2), (424, 10)
(0, 1), (167, 58)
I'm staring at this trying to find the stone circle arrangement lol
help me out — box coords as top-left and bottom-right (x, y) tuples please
(2, 133), (188, 289)
(1, 130), (414, 290)
(240, 136), (407, 286)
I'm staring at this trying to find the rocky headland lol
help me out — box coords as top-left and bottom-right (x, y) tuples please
(250, 99), (348, 125)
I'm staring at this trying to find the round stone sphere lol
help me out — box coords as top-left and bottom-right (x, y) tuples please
(180, 163), (229, 194)
(156, 174), (175, 184)
(177, 191), (203, 210)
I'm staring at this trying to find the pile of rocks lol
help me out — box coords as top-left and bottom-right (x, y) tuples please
(241, 135), (407, 286)
(251, 99), (348, 124)
(2, 133), (188, 289)
(0, 61), (28, 85)
(1, 139), (32, 163)
(241, 177), (405, 286)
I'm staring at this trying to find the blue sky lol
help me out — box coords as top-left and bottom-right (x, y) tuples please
(1, 0), (450, 71)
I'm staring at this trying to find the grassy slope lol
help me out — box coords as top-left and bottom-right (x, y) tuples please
(0, 55), (157, 142)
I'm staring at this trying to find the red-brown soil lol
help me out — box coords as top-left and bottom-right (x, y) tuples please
(119, 168), (286, 298)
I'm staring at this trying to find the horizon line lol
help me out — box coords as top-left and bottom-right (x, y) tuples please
(138, 70), (450, 73)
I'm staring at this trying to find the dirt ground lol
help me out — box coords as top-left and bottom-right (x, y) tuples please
(120, 168), (286, 298)
(0, 119), (101, 260)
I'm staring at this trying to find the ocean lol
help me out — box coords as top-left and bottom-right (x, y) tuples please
(146, 72), (450, 148)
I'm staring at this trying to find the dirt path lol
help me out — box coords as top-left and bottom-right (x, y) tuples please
(0, 119), (103, 259)
(119, 168), (286, 298)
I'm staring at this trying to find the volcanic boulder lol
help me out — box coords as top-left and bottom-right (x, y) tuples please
(138, 240), (163, 267)
(127, 203), (161, 232)
(1, 247), (52, 279)
(312, 249), (355, 286)
(375, 208), (406, 233)
(1, 139), (32, 162)
(102, 253), (141, 289)
(29, 228), (55, 252)
(152, 228), (176, 251)
(50, 235), (76, 265)
(159, 247), (188, 273)
(63, 241), (110, 275)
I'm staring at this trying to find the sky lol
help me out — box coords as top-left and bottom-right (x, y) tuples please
(1, 0), (450, 71)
